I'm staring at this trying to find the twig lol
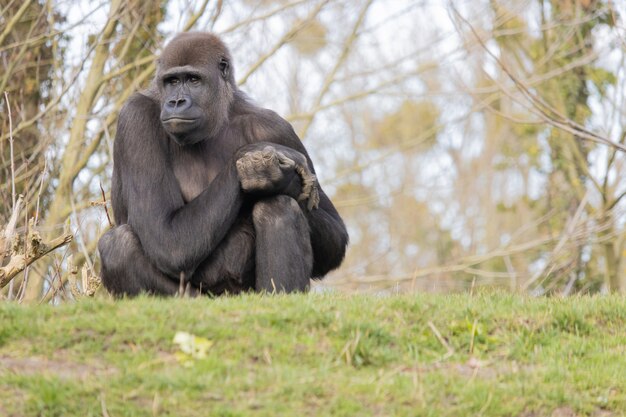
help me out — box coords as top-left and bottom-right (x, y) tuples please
(70, 193), (95, 273)
(0, 0), (35, 46)
(0, 5), (104, 55)
(469, 319), (478, 354)
(523, 191), (590, 290)
(43, 252), (71, 303)
(238, 0), (329, 86)
(450, 5), (626, 153)
(100, 393), (111, 417)
(37, 243), (75, 304)
(208, 0), (224, 29)
(0, 36), (99, 143)
(3, 91), (16, 210)
(298, 0), (374, 138)
(346, 233), (557, 285)
(3, 195), (23, 300)
(182, 0), (210, 31)
(427, 321), (454, 359)
(34, 159), (47, 226)
(99, 182), (113, 228)
(152, 391), (160, 417)
(21, 192), (29, 299)
(179, 271), (186, 297)
(221, 0), (309, 34)
(2, 195), (23, 258)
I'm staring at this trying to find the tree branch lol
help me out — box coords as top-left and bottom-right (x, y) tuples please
(0, 224), (73, 289)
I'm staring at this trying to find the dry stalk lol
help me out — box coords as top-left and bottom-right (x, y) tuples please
(99, 182), (113, 228)
(427, 321), (454, 359)
(1, 195), (23, 264)
(3, 92), (16, 209)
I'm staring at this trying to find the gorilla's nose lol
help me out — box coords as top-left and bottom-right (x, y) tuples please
(166, 97), (191, 111)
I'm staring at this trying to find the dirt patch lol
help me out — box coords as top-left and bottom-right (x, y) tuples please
(514, 406), (613, 417)
(401, 357), (535, 380)
(592, 411), (615, 417)
(551, 407), (577, 417)
(0, 355), (118, 380)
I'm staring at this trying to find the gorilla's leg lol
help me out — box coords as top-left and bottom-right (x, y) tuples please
(252, 195), (312, 292)
(191, 218), (257, 295)
(98, 224), (179, 296)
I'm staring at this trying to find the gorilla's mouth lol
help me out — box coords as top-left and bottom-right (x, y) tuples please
(162, 117), (199, 132)
(162, 117), (197, 125)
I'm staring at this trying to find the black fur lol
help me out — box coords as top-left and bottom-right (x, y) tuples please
(98, 32), (348, 296)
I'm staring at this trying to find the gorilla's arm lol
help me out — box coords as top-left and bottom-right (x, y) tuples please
(116, 95), (245, 278)
(237, 111), (349, 277)
(235, 142), (320, 210)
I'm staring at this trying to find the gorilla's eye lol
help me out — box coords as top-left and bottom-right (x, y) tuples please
(219, 59), (229, 77)
(188, 75), (200, 84)
(165, 77), (179, 86)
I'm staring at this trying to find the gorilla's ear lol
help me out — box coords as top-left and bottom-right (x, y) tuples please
(219, 58), (230, 79)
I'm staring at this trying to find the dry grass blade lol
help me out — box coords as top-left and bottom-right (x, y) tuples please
(427, 321), (454, 359)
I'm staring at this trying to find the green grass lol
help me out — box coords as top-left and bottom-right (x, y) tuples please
(1, 292), (625, 416)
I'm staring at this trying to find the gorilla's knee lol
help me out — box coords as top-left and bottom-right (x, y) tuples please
(98, 225), (140, 289)
(98, 225), (135, 264)
(98, 228), (116, 267)
(252, 195), (312, 292)
(252, 195), (302, 228)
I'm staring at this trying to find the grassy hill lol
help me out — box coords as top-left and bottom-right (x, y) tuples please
(1, 292), (625, 416)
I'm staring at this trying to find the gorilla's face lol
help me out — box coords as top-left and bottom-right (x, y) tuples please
(158, 36), (233, 146)
(159, 66), (211, 145)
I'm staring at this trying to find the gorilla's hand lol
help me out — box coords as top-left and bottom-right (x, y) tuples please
(236, 144), (319, 210)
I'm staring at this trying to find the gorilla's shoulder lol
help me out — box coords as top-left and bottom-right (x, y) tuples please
(131, 90), (158, 103)
(118, 92), (160, 129)
(122, 92), (159, 114)
(116, 92), (163, 149)
(233, 106), (298, 145)
(241, 104), (293, 129)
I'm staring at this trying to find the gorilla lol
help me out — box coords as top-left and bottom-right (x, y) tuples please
(98, 32), (348, 296)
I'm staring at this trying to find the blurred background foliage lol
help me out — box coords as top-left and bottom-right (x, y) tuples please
(0, 0), (625, 302)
